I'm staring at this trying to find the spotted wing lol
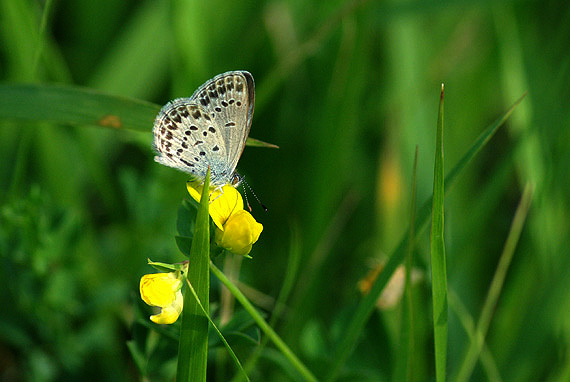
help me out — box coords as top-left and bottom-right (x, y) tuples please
(190, 71), (255, 177)
(152, 99), (229, 183)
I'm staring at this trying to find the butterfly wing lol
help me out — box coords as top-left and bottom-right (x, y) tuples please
(153, 71), (255, 186)
(190, 71), (255, 178)
(152, 99), (229, 184)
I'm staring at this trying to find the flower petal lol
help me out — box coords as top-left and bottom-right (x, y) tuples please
(140, 272), (182, 307)
(150, 289), (183, 324)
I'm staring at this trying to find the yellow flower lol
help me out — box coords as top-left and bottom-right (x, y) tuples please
(187, 182), (263, 256)
(215, 210), (263, 256)
(140, 272), (184, 324)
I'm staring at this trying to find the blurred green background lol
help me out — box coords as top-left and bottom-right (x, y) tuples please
(1, 0), (569, 381)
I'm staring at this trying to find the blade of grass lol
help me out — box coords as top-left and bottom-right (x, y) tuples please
(86, 0), (170, 98)
(455, 183), (534, 382)
(210, 261), (317, 382)
(0, 84), (279, 148)
(232, 225), (303, 382)
(324, 92), (527, 382)
(431, 84), (447, 382)
(394, 145), (419, 382)
(184, 277), (249, 382)
(0, 84), (159, 131)
(449, 290), (503, 382)
(177, 168), (211, 382)
(32, 0), (54, 78)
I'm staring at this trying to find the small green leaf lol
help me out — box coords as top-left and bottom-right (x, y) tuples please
(245, 137), (279, 148)
(147, 259), (184, 273)
(177, 200), (197, 237)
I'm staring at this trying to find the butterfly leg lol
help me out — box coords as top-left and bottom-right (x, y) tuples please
(208, 185), (225, 204)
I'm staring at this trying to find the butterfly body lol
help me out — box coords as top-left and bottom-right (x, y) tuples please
(153, 71), (255, 186)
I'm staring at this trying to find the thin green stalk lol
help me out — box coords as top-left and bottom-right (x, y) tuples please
(395, 145), (419, 382)
(455, 183), (534, 382)
(32, 0), (54, 77)
(449, 290), (503, 382)
(233, 225), (302, 382)
(177, 169), (211, 382)
(210, 261), (317, 382)
(430, 83), (448, 382)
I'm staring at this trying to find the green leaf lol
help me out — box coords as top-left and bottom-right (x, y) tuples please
(147, 259), (184, 273)
(177, 199), (197, 238)
(430, 84), (447, 382)
(177, 168), (211, 382)
(245, 137), (279, 148)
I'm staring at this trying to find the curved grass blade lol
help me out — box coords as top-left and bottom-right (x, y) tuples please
(184, 278), (249, 381)
(324, 92), (527, 382)
(177, 168), (211, 382)
(448, 291), (503, 382)
(455, 183), (534, 382)
(210, 262), (318, 382)
(232, 225), (302, 382)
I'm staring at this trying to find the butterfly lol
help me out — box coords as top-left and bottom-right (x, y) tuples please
(152, 71), (255, 187)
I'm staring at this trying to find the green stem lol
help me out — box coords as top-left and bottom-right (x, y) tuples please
(210, 262), (318, 382)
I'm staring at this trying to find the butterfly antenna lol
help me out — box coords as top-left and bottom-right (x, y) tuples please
(241, 177), (268, 212)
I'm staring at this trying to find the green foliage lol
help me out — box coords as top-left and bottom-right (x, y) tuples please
(1, 0), (569, 381)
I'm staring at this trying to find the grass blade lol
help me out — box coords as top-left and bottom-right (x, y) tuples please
(184, 277), (249, 382)
(0, 83), (159, 131)
(0, 84), (279, 149)
(455, 183), (534, 382)
(449, 291), (503, 382)
(177, 168), (211, 382)
(233, 226), (303, 382)
(395, 145), (419, 382)
(430, 84), (447, 382)
(210, 262), (317, 382)
(324, 92), (526, 382)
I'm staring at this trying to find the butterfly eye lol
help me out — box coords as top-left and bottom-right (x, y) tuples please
(231, 173), (242, 187)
